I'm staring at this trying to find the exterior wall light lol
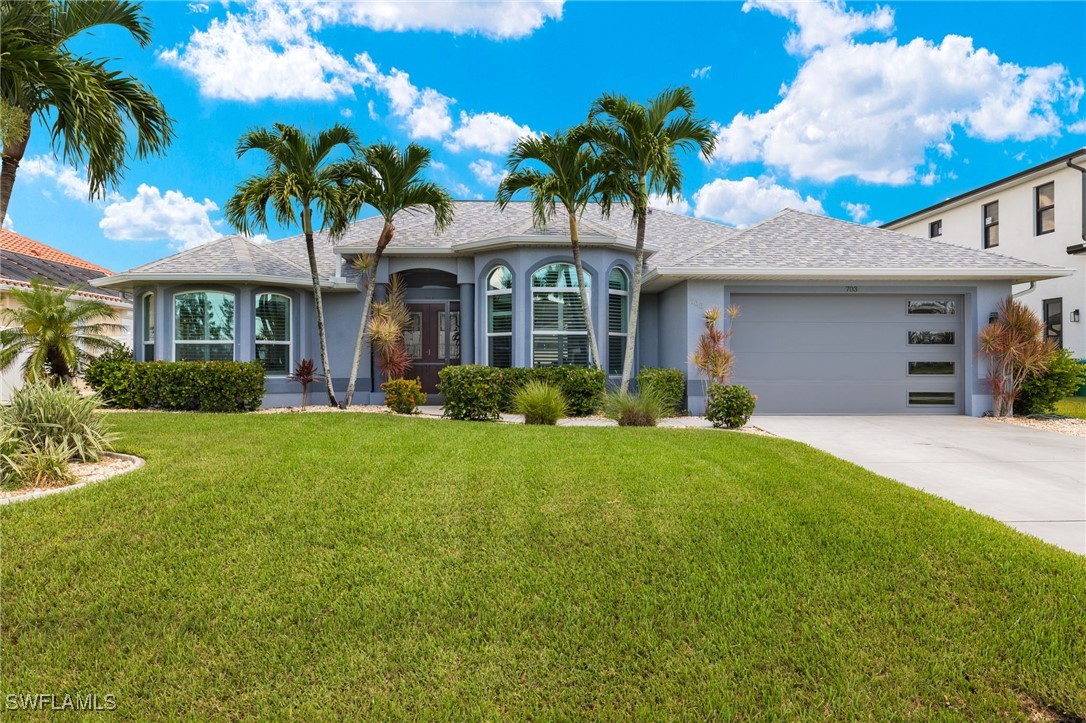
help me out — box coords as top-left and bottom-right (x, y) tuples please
(1072, 309), (1081, 323)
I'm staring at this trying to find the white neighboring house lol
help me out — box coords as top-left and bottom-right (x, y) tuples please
(884, 148), (1086, 358)
(0, 230), (132, 402)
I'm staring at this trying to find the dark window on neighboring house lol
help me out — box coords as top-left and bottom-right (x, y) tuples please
(1036, 181), (1055, 235)
(983, 201), (999, 248)
(929, 219), (942, 238)
(1044, 298), (1063, 348)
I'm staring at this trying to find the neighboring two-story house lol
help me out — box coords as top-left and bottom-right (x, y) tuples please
(884, 148), (1086, 358)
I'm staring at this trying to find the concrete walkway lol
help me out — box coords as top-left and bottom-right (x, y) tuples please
(752, 416), (1086, 555)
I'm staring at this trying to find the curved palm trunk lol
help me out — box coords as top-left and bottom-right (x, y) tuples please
(301, 209), (338, 407)
(619, 182), (648, 392)
(568, 214), (602, 371)
(0, 119), (31, 225)
(343, 221), (393, 407)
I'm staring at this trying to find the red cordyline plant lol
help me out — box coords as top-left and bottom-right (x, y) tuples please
(289, 358), (320, 409)
(978, 296), (1055, 417)
(691, 305), (739, 387)
(369, 273), (412, 380)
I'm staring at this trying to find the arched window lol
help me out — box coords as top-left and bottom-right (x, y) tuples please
(485, 266), (513, 368)
(531, 263), (589, 368)
(141, 292), (155, 361)
(255, 293), (291, 375)
(173, 291), (235, 361)
(607, 268), (629, 375)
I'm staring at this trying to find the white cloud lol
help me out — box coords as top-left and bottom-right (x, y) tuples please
(691, 65), (712, 80)
(340, 107), (353, 118)
(99, 184), (222, 251)
(187, 2), (209, 13)
(841, 201), (869, 223)
(20, 155), (92, 201)
(353, 52), (454, 139)
(1068, 119), (1086, 134)
(451, 182), (483, 200)
(336, 1), (563, 40)
(367, 100), (379, 120)
(2, 214), (12, 230)
(447, 111), (535, 154)
(712, 0), (1084, 185)
(649, 193), (692, 215)
(468, 159), (507, 186)
(692, 176), (824, 227)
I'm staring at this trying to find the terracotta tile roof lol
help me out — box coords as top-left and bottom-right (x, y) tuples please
(0, 229), (112, 274)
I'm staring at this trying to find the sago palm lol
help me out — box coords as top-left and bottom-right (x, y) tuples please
(586, 87), (716, 390)
(0, 0), (174, 223)
(225, 123), (360, 407)
(338, 143), (454, 407)
(497, 128), (619, 371)
(0, 278), (121, 383)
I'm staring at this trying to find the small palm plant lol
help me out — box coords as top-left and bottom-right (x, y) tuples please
(0, 279), (122, 383)
(691, 305), (739, 388)
(289, 358), (320, 410)
(978, 296), (1055, 417)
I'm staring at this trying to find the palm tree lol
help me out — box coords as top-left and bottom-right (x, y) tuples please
(0, 0), (174, 223)
(225, 123), (359, 407)
(0, 278), (122, 383)
(496, 129), (618, 371)
(586, 87), (716, 391)
(339, 143), (454, 407)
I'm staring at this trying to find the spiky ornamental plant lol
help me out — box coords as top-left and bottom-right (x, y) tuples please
(585, 87), (717, 391)
(978, 296), (1055, 417)
(289, 358), (320, 410)
(368, 273), (412, 380)
(691, 305), (740, 390)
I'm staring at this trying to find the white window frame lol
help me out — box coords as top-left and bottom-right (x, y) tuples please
(485, 266), (513, 368)
(141, 292), (155, 361)
(172, 290), (236, 362)
(607, 268), (629, 376)
(255, 292), (292, 377)
(530, 262), (591, 368)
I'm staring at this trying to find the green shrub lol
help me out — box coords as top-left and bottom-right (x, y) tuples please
(130, 361), (266, 412)
(84, 345), (136, 408)
(603, 389), (666, 427)
(1016, 348), (1086, 415)
(381, 378), (426, 414)
(542, 367), (606, 417)
(438, 365), (504, 421)
(497, 367), (535, 412)
(513, 381), (568, 425)
(637, 368), (685, 416)
(705, 384), (757, 429)
(1, 382), (115, 462)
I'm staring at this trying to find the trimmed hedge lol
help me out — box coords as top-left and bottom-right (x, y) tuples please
(636, 368), (685, 416)
(83, 346), (137, 408)
(497, 366), (606, 417)
(86, 357), (266, 412)
(438, 365), (504, 421)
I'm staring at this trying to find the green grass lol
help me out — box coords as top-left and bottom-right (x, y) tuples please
(3, 413), (1085, 720)
(1055, 396), (1086, 419)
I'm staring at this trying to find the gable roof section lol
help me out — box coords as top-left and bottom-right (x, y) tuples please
(1, 230), (126, 301)
(656, 209), (1070, 283)
(1, 229), (112, 273)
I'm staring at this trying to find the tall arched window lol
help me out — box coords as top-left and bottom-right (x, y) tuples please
(532, 263), (589, 367)
(141, 292), (155, 361)
(255, 293), (291, 376)
(485, 266), (513, 367)
(174, 291), (235, 361)
(607, 268), (629, 375)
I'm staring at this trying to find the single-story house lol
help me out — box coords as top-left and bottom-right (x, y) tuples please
(92, 202), (1071, 415)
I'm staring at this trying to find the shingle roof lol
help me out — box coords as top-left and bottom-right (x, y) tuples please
(671, 209), (1061, 273)
(1, 230), (125, 300)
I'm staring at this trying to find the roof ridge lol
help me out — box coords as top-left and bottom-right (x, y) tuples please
(128, 234), (238, 272)
(231, 235), (256, 274)
(0, 229), (113, 274)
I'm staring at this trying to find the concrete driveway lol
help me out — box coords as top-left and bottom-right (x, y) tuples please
(751, 416), (1086, 555)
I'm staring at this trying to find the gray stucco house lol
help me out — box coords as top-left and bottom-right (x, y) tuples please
(92, 201), (1070, 415)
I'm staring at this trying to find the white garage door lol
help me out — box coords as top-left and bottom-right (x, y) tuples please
(729, 293), (964, 414)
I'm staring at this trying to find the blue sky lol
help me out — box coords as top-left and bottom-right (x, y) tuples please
(7, 0), (1085, 273)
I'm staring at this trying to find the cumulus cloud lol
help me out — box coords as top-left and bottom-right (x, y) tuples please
(841, 201), (869, 223)
(447, 111), (535, 154)
(711, 0), (1084, 184)
(649, 193), (692, 215)
(187, 2), (209, 13)
(19, 155), (93, 201)
(2, 214), (13, 230)
(692, 176), (824, 227)
(1065, 118), (1086, 134)
(340, 107), (353, 118)
(336, 1), (564, 40)
(691, 65), (712, 80)
(99, 184), (222, 251)
(468, 159), (507, 187)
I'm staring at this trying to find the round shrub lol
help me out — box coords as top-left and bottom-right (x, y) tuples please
(438, 365), (504, 421)
(513, 381), (568, 425)
(637, 367), (685, 416)
(382, 378), (426, 414)
(1016, 348), (1086, 415)
(83, 345), (135, 408)
(603, 389), (666, 427)
(705, 384), (757, 429)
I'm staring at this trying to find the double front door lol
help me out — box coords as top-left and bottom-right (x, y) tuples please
(403, 302), (460, 393)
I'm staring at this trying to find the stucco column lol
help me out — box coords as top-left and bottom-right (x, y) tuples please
(154, 285), (168, 361)
(459, 282), (475, 365)
(237, 287), (253, 362)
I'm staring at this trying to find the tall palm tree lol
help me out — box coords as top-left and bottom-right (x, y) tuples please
(0, 0), (174, 223)
(0, 278), (121, 383)
(496, 129), (619, 371)
(586, 87), (716, 391)
(225, 123), (359, 407)
(339, 143), (454, 407)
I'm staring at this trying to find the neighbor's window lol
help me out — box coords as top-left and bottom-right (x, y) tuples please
(532, 262), (589, 367)
(908, 330), (955, 345)
(907, 299), (956, 315)
(1036, 182), (1055, 235)
(141, 292), (155, 361)
(486, 266), (513, 368)
(174, 291), (235, 361)
(929, 219), (942, 238)
(1043, 297), (1063, 348)
(982, 201), (999, 248)
(255, 293), (291, 375)
(607, 268), (629, 375)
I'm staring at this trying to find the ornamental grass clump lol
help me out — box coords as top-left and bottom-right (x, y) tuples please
(1, 382), (115, 463)
(603, 388), (667, 427)
(513, 381), (568, 425)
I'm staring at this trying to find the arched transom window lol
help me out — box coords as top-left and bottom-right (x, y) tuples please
(485, 265), (513, 368)
(531, 263), (590, 368)
(607, 268), (629, 375)
(255, 293), (291, 376)
(174, 291), (235, 361)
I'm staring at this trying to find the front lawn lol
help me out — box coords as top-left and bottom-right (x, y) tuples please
(3, 413), (1084, 719)
(1055, 396), (1086, 419)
